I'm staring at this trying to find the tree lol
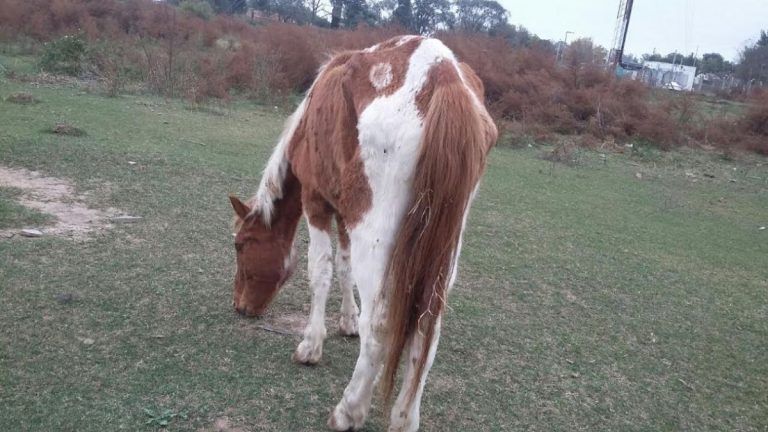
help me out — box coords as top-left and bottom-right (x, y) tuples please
(455, 0), (507, 33)
(340, 0), (379, 27)
(681, 52), (696, 67)
(490, 24), (533, 47)
(698, 53), (734, 75)
(250, 0), (312, 23)
(563, 38), (606, 66)
(642, 52), (662, 62)
(412, 0), (453, 34)
(622, 53), (640, 64)
(210, 0), (248, 14)
(758, 30), (768, 48)
(305, 0), (328, 23)
(330, 0), (343, 27)
(179, 0), (215, 19)
(392, 0), (412, 29)
(736, 29), (768, 82)
(642, 52), (694, 66)
(738, 45), (768, 82)
(369, 0), (397, 25)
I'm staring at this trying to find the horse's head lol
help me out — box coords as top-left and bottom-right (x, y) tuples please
(228, 195), (297, 316)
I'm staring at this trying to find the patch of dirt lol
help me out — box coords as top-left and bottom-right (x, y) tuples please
(240, 310), (308, 336)
(197, 409), (251, 432)
(239, 307), (345, 337)
(212, 417), (249, 432)
(0, 166), (115, 237)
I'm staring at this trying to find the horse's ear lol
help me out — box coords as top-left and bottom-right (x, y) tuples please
(229, 195), (252, 220)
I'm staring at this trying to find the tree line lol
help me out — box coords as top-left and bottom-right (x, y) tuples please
(624, 31), (767, 82)
(170, 0), (508, 32)
(171, 0), (767, 83)
(170, 0), (552, 48)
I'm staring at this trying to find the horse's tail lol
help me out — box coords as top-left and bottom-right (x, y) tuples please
(380, 60), (497, 406)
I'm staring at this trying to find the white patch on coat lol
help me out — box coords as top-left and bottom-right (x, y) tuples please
(369, 62), (393, 91)
(249, 96), (308, 225)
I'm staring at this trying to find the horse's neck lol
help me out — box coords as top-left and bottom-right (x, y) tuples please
(269, 167), (303, 250)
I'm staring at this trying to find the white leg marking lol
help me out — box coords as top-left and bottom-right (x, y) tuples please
(328, 235), (392, 431)
(336, 243), (360, 336)
(388, 317), (442, 432)
(293, 223), (333, 365)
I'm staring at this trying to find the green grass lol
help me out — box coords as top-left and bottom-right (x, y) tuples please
(0, 187), (51, 229)
(692, 94), (750, 121)
(1, 74), (767, 432)
(0, 52), (39, 77)
(648, 89), (751, 123)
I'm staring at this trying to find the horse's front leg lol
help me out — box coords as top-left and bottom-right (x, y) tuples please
(293, 220), (333, 365)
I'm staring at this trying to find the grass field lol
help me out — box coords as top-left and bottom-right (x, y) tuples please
(1, 74), (767, 431)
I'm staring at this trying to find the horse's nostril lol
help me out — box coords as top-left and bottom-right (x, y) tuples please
(235, 243), (243, 252)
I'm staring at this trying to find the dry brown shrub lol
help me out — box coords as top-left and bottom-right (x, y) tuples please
(734, 95), (768, 154)
(437, 31), (686, 148)
(741, 95), (768, 136)
(1, 0), (765, 155)
(684, 94), (768, 155)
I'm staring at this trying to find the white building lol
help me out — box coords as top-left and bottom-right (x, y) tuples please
(640, 61), (697, 92)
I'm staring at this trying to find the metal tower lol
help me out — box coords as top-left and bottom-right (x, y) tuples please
(609, 0), (634, 68)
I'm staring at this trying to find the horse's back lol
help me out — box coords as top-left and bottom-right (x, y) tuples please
(288, 36), (491, 228)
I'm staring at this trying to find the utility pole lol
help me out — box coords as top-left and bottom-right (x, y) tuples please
(610, 0), (635, 69)
(557, 31), (574, 63)
(693, 45), (699, 70)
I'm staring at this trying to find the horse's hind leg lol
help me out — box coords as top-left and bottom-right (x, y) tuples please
(336, 215), (359, 336)
(327, 235), (390, 431)
(388, 317), (443, 432)
(327, 299), (386, 431)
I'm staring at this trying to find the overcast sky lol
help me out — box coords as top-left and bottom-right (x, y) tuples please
(497, 0), (768, 61)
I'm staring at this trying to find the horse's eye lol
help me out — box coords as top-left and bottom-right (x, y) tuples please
(235, 242), (244, 252)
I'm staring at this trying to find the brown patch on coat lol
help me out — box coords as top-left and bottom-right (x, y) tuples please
(288, 36), (423, 229)
(458, 62), (498, 148)
(335, 214), (350, 250)
(415, 68), (437, 118)
(417, 61), (487, 118)
(458, 62), (486, 100)
(302, 188), (334, 232)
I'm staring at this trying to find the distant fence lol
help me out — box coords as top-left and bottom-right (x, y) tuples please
(696, 76), (765, 96)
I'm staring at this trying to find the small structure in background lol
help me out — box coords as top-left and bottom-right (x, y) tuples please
(637, 61), (697, 92)
(694, 73), (743, 94)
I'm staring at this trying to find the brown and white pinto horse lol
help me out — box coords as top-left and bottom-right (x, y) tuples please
(229, 35), (497, 431)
